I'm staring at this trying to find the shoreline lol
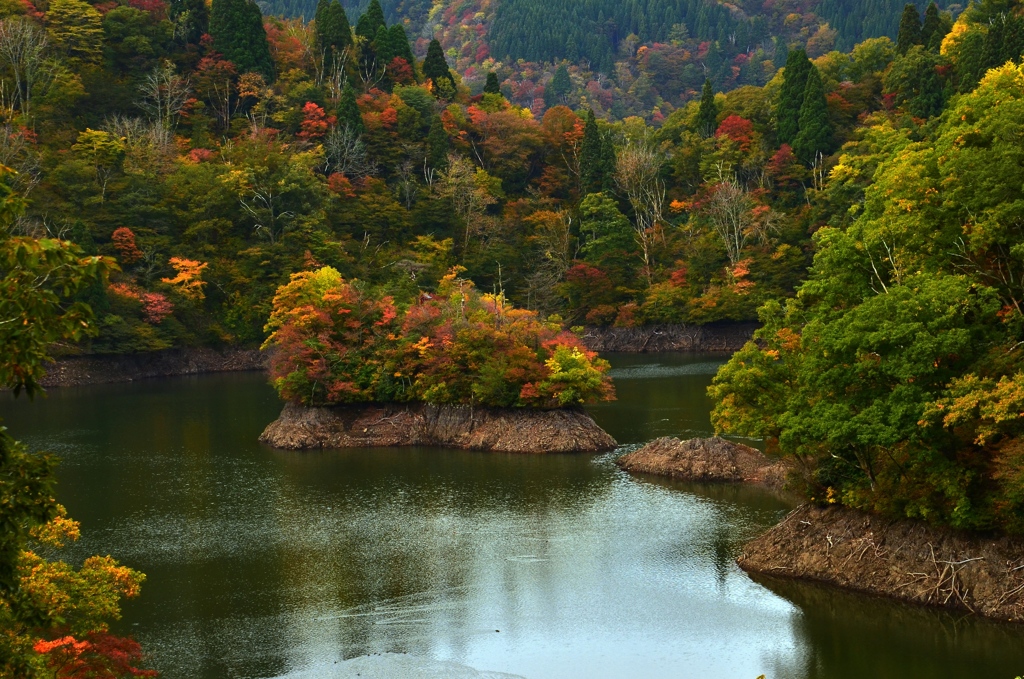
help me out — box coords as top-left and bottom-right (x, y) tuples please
(260, 401), (618, 454)
(40, 347), (267, 388)
(40, 322), (758, 388)
(737, 504), (1024, 623)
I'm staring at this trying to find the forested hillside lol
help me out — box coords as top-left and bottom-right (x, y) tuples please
(0, 0), (1018, 362)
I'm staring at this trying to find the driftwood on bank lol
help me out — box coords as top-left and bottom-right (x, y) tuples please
(616, 436), (791, 490)
(259, 402), (618, 454)
(738, 504), (1024, 622)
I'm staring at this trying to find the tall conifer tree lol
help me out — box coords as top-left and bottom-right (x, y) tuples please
(580, 109), (605, 194)
(920, 2), (943, 51)
(423, 39), (454, 91)
(356, 0), (386, 39)
(388, 24), (415, 70)
(896, 3), (922, 54)
(210, 0), (273, 77)
(426, 114), (449, 171)
(792, 65), (833, 163)
(694, 78), (718, 138)
(776, 48), (811, 145)
(484, 72), (501, 95)
(337, 81), (363, 135)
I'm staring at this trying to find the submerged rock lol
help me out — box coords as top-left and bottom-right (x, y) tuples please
(259, 402), (617, 453)
(616, 436), (790, 489)
(738, 503), (1024, 622)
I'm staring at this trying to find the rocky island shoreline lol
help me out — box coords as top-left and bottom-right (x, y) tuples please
(616, 434), (1024, 623)
(259, 402), (617, 454)
(616, 435), (791, 490)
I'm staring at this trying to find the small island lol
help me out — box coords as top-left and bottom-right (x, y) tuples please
(259, 267), (617, 453)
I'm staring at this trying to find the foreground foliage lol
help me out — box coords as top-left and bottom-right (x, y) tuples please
(710, 62), (1024, 533)
(0, 173), (153, 678)
(263, 267), (614, 408)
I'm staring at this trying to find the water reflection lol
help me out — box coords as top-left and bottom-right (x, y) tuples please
(1, 356), (1023, 679)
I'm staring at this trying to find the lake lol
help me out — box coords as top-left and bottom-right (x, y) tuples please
(3, 353), (1023, 678)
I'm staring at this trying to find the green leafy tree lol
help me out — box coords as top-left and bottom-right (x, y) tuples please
(792, 64), (833, 163)
(776, 48), (811, 145)
(580, 109), (614, 194)
(694, 78), (718, 138)
(316, 0), (351, 59)
(896, 3), (922, 54)
(169, 0), (209, 45)
(46, 0), (103, 66)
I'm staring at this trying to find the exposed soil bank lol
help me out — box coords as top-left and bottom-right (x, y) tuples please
(738, 504), (1024, 622)
(40, 347), (266, 387)
(260, 402), (618, 453)
(616, 436), (791, 490)
(580, 322), (758, 353)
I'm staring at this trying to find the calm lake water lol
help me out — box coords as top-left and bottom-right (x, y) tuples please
(3, 353), (1024, 678)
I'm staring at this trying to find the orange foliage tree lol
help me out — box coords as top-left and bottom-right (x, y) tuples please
(262, 267), (614, 408)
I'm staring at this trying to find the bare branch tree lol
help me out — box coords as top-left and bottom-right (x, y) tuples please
(0, 17), (48, 118)
(696, 169), (779, 266)
(323, 124), (376, 177)
(615, 140), (665, 284)
(138, 60), (190, 137)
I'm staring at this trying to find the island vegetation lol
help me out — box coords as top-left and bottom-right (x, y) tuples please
(263, 266), (614, 408)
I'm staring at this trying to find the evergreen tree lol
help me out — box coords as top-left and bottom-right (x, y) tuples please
(774, 38), (789, 71)
(566, 35), (580, 63)
(423, 39), (454, 92)
(920, 2), (943, 51)
(776, 48), (811, 145)
(374, 25), (393, 64)
(426, 114), (449, 171)
(598, 128), (616, 193)
(356, 0), (385, 39)
(387, 24), (415, 69)
(314, 0), (329, 45)
(580, 109), (605, 194)
(318, 0), (351, 58)
(544, 64), (571, 107)
(210, 0), (274, 77)
(484, 71), (501, 95)
(694, 78), (718, 138)
(896, 3), (922, 54)
(169, 0), (209, 44)
(337, 80), (363, 135)
(792, 65), (833, 164)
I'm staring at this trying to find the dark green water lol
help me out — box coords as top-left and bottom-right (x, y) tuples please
(2, 353), (1023, 678)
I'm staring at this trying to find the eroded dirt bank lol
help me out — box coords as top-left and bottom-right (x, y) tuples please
(41, 347), (266, 387)
(616, 436), (791, 490)
(259, 402), (618, 453)
(738, 504), (1024, 622)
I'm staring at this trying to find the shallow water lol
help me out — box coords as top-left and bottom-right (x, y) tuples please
(2, 353), (1023, 679)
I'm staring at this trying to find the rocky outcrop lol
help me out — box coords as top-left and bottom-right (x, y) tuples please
(616, 436), (790, 489)
(580, 322), (758, 353)
(738, 504), (1024, 622)
(40, 347), (267, 387)
(259, 402), (618, 454)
